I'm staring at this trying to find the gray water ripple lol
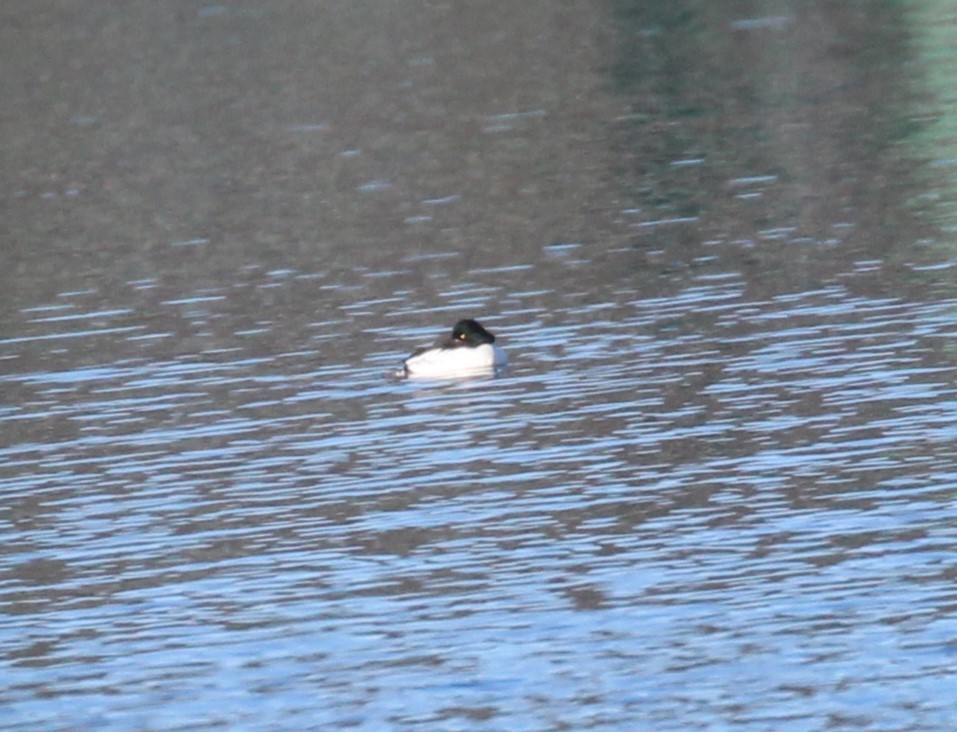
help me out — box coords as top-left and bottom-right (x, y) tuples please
(4, 273), (957, 730)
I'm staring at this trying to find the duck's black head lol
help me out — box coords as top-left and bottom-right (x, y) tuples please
(445, 318), (496, 347)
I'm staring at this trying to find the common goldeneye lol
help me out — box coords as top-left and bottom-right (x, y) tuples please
(400, 319), (508, 378)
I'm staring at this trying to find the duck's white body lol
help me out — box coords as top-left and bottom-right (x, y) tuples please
(399, 319), (507, 379)
(403, 342), (507, 379)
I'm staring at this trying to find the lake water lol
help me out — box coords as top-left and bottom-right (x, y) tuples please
(3, 2), (957, 730)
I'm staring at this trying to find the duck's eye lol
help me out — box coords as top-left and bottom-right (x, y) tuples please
(457, 333), (466, 340)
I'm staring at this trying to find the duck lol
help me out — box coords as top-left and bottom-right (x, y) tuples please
(399, 319), (508, 378)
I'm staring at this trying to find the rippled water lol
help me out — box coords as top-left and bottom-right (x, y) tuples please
(4, 253), (957, 730)
(5, 1), (957, 730)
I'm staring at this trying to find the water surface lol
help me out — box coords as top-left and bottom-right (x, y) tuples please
(3, 1), (957, 730)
